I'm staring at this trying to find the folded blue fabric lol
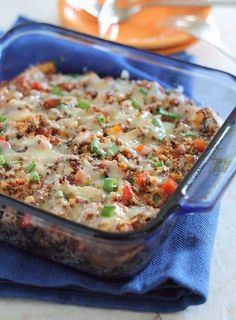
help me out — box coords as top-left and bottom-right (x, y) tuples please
(0, 16), (219, 313)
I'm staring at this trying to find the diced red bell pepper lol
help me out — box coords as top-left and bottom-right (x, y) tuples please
(159, 178), (178, 198)
(121, 185), (134, 205)
(31, 81), (47, 91)
(135, 172), (147, 188)
(43, 99), (59, 109)
(194, 139), (206, 153)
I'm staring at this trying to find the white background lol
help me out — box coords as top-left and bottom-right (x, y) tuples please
(0, 1), (235, 319)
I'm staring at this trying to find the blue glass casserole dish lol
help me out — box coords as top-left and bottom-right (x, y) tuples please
(0, 22), (235, 278)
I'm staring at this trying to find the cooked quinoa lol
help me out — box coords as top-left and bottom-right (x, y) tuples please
(0, 63), (220, 232)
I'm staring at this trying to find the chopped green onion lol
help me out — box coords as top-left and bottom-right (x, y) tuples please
(52, 86), (63, 96)
(0, 115), (7, 122)
(153, 194), (162, 204)
(152, 160), (164, 168)
(101, 205), (116, 217)
(139, 87), (149, 95)
(78, 99), (91, 110)
(157, 130), (166, 143)
(131, 98), (142, 110)
(103, 178), (118, 193)
(147, 153), (156, 160)
(26, 161), (36, 173)
(66, 139), (73, 146)
(152, 117), (163, 128)
(0, 155), (5, 166)
(55, 190), (64, 198)
(30, 171), (40, 183)
(158, 107), (180, 119)
(182, 131), (198, 138)
(68, 73), (80, 78)
(91, 140), (105, 156)
(97, 114), (107, 125)
(107, 144), (119, 156)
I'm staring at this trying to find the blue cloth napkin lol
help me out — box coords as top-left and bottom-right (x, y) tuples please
(0, 16), (219, 313)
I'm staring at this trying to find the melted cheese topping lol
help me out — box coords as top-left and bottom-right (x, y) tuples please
(0, 63), (220, 232)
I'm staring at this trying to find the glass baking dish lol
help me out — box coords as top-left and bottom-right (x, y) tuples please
(0, 22), (235, 279)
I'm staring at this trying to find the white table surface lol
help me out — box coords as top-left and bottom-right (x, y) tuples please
(0, 1), (235, 319)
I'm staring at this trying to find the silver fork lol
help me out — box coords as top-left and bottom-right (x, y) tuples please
(162, 15), (236, 62)
(81, 0), (236, 24)
(98, 0), (118, 36)
(97, 2), (236, 63)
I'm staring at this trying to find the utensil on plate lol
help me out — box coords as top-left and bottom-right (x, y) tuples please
(98, 0), (117, 36)
(78, 0), (236, 22)
(162, 15), (236, 62)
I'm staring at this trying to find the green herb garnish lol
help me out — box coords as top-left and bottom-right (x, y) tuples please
(55, 190), (64, 198)
(148, 153), (156, 160)
(107, 144), (119, 156)
(0, 115), (7, 122)
(157, 130), (166, 143)
(153, 194), (162, 204)
(0, 155), (6, 166)
(139, 87), (148, 95)
(152, 117), (163, 128)
(26, 161), (36, 173)
(52, 86), (63, 96)
(97, 114), (107, 125)
(91, 140), (105, 156)
(30, 171), (40, 183)
(182, 131), (198, 138)
(131, 98), (142, 110)
(78, 99), (91, 110)
(158, 107), (180, 119)
(101, 205), (116, 217)
(152, 160), (164, 168)
(103, 178), (118, 193)
(68, 73), (80, 78)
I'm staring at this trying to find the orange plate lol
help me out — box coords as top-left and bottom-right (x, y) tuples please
(152, 38), (198, 55)
(58, 0), (210, 51)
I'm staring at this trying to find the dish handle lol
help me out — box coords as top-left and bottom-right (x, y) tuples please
(179, 106), (236, 213)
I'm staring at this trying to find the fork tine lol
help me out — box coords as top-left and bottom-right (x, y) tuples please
(98, 0), (117, 37)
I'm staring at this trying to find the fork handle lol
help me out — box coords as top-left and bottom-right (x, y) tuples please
(140, 0), (236, 7)
(209, 42), (236, 63)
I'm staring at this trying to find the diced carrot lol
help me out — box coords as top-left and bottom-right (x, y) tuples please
(135, 172), (147, 187)
(135, 144), (152, 156)
(159, 178), (178, 198)
(107, 124), (123, 135)
(194, 139), (206, 153)
(0, 136), (6, 141)
(74, 169), (86, 185)
(121, 185), (134, 205)
(37, 62), (56, 74)
(135, 145), (145, 153)
(118, 161), (128, 172)
(16, 178), (25, 185)
(20, 213), (32, 229)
